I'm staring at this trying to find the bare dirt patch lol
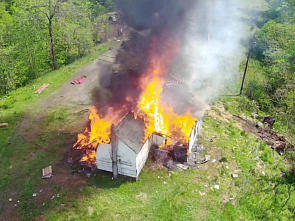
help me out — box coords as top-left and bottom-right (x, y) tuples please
(232, 115), (294, 153)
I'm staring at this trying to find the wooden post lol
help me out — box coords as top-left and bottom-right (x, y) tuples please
(111, 125), (118, 181)
(240, 41), (255, 95)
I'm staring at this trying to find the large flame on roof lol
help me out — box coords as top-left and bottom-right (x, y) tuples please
(73, 35), (197, 165)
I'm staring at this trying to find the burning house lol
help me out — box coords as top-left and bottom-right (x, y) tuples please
(72, 0), (205, 179)
(96, 114), (163, 179)
(95, 114), (200, 179)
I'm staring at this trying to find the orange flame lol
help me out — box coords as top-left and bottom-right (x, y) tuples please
(73, 106), (126, 164)
(136, 77), (196, 146)
(73, 34), (197, 165)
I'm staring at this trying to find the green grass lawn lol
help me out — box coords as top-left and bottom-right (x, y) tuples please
(43, 104), (295, 221)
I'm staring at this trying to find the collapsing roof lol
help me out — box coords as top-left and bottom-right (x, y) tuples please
(115, 114), (146, 153)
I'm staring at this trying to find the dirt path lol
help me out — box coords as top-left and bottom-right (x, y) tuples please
(15, 45), (120, 141)
(233, 115), (294, 153)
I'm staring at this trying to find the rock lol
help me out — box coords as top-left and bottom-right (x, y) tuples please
(256, 122), (263, 128)
(214, 185), (220, 190)
(232, 174), (239, 178)
(163, 181), (167, 185)
(32, 193), (37, 197)
(212, 159), (216, 163)
(251, 113), (259, 119)
(39, 189), (43, 193)
(14, 204), (17, 207)
(199, 192), (206, 196)
(42, 202), (46, 206)
(9, 198), (12, 202)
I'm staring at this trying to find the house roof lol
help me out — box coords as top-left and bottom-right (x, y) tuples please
(115, 114), (146, 154)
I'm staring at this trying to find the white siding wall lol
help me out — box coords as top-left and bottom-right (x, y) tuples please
(189, 122), (199, 153)
(117, 141), (137, 178)
(136, 139), (151, 176)
(96, 143), (112, 172)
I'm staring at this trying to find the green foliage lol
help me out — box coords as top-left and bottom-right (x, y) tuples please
(244, 0), (295, 135)
(0, 0), (113, 95)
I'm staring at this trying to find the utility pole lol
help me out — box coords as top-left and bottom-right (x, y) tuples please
(240, 41), (255, 95)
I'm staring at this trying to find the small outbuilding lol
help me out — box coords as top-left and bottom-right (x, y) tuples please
(96, 114), (164, 179)
(96, 114), (199, 179)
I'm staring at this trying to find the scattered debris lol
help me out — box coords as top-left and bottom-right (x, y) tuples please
(71, 75), (87, 85)
(251, 113), (259, 119)
(42, 165), (53, 179)
(212, 159), (216, 163)
(232, 174), (239, 178)
(263, 116), (276, 127)
(0, 123), (8, 128)
(214, 185), (220, 190)
(175, 163), (189, 171)
(199, 191), (206, 196)
(233, 115), (294, 153)
(36, 84), (49, 94)
(173, 146), (187, 163)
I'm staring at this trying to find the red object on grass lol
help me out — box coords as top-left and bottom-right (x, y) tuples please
(36, 84), (49, 94)
(71, 75), (87, 85)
